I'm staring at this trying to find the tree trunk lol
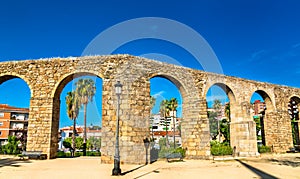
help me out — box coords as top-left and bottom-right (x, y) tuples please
(173, 114), (176, 149)
(72, 118), (76, 157)
(83, 103), (87, 156)
(165, 116), (169, 147)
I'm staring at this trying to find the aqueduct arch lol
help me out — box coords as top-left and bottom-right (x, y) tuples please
(50, 72), (103, 157)
(0, 74), (33, 96)
(249, 90), (275, 148)
(0, 55), (299, 163)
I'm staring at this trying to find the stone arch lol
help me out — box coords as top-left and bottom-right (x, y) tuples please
(52, 71), (103, 98)
(250, 90), (275, 150)
(0, 73), (33, 97)
(50, 71), (103, 158)
(205, 82), (237, 121)
(147, 72), (211, 160)
(251, 90), (275, 112)
(148, 73), (187, 100)
(290, 95), (300, 104)
(206, 83), (236, 101)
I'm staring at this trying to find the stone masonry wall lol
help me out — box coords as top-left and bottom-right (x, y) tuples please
(0, 55), (299, 163)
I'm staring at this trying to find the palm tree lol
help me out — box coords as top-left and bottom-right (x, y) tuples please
(169, 98), (178, 149)
(150, 96), (156, 140)
(225, 102), (230, 121)
(213, 99), (222, 142)
(66, 91), (80, 157)
(160, 99), (170, 147)
(75, 78), (96, 156)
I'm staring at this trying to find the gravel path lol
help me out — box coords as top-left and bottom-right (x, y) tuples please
(1, 153), (300, 179)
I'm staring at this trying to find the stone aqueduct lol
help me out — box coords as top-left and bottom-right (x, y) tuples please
(0, 55), (299, 164)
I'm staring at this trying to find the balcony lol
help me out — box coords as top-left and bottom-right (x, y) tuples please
(9, 127), (28, 131)
(10, 114), (29, 121)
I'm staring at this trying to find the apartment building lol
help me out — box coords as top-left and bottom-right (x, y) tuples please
(0, 104), (29, 145)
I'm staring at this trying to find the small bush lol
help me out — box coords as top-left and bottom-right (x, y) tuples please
(158, 147), (186, 158)
(258, 145), (271, 153)
(86, 151), (101, 156)
(75, 152), (83, 157)
(210, 141), (233, 156)
(2, 136), (21, 155)
(57, 151), (66, 158)
(173, 147), (186, 158)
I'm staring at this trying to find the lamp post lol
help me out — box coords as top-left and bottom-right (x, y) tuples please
(143, 138), (150, 164)
(112, 81), (122, 176)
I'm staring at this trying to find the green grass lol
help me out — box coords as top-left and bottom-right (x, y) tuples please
(210, 141), (233, 156)
(56, 151), (101, 158)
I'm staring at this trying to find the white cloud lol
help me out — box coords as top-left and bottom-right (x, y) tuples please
(250, 50), (266, 62)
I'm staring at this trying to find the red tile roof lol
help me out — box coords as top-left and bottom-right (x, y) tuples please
(153, 131), (180, 136)
(0, 104), (29, 113)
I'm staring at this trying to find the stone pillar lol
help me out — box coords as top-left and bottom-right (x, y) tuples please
(182, 98), (210, 159)
(27, 97), (57, 159)
(264, 111), (293, 152)
(100, 78), (150, 165)
(100, 80), (117, 164)
(230, 120), (258, 156)
(230, 101), (258, 157)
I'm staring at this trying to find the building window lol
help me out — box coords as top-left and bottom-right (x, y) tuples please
(0, 131), (2, 136)
(0, 122), (3, 126)
(0, 113), (4, 117)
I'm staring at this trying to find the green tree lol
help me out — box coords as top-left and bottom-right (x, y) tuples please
(221, 102), (231, 143)
(213, 99), (222, 142)
(63, 138), (72, 149)
(2, 136), (21, 155)
(160, 99), (170, 147)
(65, 91), (80, 156)
(225, 102), (231, 121)
(213, 99), (222, 114)
(220, 118), (230, 143)
(75, 78), (96, 156)
(89, 136), (101, 150)
(63, 137), (86, 150)
(253, 116), (262, 140)
(169, 97), (178, 149)
(208, 111), (218, 140)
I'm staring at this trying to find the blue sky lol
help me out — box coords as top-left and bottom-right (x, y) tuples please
(0, 1), (299, 127)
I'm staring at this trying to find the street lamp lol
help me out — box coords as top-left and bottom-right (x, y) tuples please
(112, 81), (122, 176)
(143, 138), (150, 164)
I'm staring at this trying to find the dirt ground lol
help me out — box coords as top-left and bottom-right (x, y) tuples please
(1, 153), (300, 179)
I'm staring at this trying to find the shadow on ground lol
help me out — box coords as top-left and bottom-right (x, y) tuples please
(236, 159), (279, 179)
(121, 164), (147, 175)
(267, 157), (300, 167)
(0, 158), (32, 168)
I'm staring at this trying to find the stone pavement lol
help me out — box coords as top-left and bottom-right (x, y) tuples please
(1, 154), (300, 179)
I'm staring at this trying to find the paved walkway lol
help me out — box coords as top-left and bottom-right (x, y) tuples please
(1, 154), (300, 178)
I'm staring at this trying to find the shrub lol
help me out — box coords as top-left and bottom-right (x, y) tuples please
(210, 141), (233, 156)
(158, 147), (186, 158)
(75, 152), (83, 157)
(86, 151), (101, 156)
(57, 151), (66, 158)
(2, 136), (21, 155)
(258, 145), (271, 153)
